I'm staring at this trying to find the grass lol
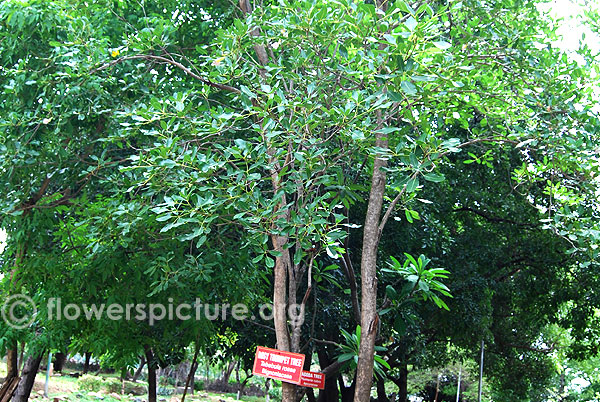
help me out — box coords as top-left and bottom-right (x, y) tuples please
(1, 360), (267, 402)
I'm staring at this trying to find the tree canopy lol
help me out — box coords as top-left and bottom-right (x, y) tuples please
(1, 0), (599, 401)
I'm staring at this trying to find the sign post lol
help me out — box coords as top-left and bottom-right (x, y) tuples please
(252, 346), (305, 385)
(300, 371), (325, 390)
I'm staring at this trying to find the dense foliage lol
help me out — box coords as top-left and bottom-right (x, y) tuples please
(1, 0), (599, 401)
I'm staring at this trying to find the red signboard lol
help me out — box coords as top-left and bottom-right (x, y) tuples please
(300, 371), (325, 389)
(252, 346), (305, 384)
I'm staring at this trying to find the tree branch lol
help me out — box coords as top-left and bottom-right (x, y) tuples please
(91, 54), (241, 94)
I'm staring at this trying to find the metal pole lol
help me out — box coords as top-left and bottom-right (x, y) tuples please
(456, 366), (462, 402)
(44, 352), (52, 398)
(478, 340), (484, 402)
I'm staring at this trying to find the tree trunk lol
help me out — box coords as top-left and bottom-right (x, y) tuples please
(377, 377), (389, 402)
(189, 361), (198, 395)
(354, 123), (389, 401)
(182, 345), (200, 401)
(392, 363), (408, 402)
(83, 352), (91, 374)
(340, 375), (356, 402)
(236, 1), (297, 401)
(220, 360), (236, 385)
(6, 345), (19, 380)
(53, 352), (67, 373)
(18, 342), (25, 374)
(12, 354), (43, 402)
(265, 378), (271, 402)
(317, 349), (340, 402)
(434, 372), (440, 402)
(132, 355), (146, 382)
(144, 347), (157, 402)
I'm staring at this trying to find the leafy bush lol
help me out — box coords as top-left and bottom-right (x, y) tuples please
(269, 385), (282, 401)
(104, 379), (122, 394)
(123, 381), (148, 395)
(78, 375), (103, 392)
(193, 380), (204, 391)
(157, 386), (174, 396)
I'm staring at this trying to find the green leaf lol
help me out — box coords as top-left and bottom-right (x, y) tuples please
(240, 85), (256, 99)
(405, 16), (417, 32)
(383, 34), (396, 45)
(400, 81), (417, 96)
(433, 41), (451, 50)
(405, 177), (419, 192)
(405, 209), (413, 223)
(386, 285), (398, 299)
(423, 173), (445, 183)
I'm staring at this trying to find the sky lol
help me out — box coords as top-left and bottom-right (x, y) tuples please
(540, 0), (600, 55)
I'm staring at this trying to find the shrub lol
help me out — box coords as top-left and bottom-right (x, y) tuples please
(78, 375), (103, 392)
(157, 386), (174, 396)
(105, 379), (122, 394)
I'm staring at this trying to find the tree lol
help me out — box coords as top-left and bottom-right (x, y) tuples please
(2, 1), (599, 402)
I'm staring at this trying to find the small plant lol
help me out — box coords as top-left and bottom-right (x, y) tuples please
(268, 385), (282, 401)
(157, 386), (174, 396)
(78, 374), (103, 392)
(337, 326), (390, 378)
(104, 378), (122, 394)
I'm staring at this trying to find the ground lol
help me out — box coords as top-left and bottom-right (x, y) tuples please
(0, 361), (267, 402)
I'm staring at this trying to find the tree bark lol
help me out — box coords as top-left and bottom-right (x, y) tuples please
(144, 347), (157, 402)
(6, 346), (19, 380)
(12, 354), (43, 402)
(354, 124), (388, 401)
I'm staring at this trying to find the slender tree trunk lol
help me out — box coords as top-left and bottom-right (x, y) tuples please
(354, 123), (389, 401)
(317, 349), (340, 402)
(236, 0), (297, 400)
(340, 375), (357, 402)
(12, 354), (44, 402)
(182, 345), (200, 401)
(18, 342), (26, 374)
(144, 347), (157, 402)
(341, 252), (361, 324)
(392, 363), (408, 402)
(83, 352), (91, 374)
(434, 372), (441, 402)
(272, 236), (296, 402)
(377, 377), (389, 402)
(132, 355), (146, 382)
(189, 361), (198, 395)
(220, 360), (236, 385)
(265, 378), (271, 402)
